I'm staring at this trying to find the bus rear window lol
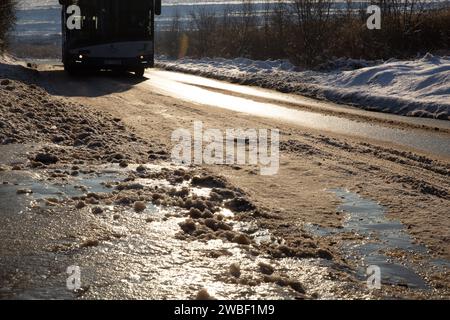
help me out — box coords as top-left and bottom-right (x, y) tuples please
(67, 0), (153, 47)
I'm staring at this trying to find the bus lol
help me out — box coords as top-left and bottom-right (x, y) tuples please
(58, 0), (162, 77)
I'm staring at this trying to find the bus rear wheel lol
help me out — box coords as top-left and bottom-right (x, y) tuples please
(133, 68), (145, 78)
(64, 64), (79, 75)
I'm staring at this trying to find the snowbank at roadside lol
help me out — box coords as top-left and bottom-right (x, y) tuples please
(157, 54), (450, 120)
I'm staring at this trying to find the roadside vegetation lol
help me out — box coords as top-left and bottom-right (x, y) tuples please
(0, 0), (16, 52)
(156, 0), (450, 67)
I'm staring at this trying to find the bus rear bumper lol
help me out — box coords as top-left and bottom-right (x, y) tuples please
(64, 55), (154, 71)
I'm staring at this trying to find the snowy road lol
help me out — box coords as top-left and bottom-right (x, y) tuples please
(144, 69), (450, 158)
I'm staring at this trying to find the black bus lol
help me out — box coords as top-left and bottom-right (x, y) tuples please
(58, 0), (161, 77)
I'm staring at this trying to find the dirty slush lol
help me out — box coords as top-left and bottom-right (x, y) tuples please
(0, 77), (350, 299)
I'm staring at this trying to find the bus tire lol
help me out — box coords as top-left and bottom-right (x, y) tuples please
(64, 64), (77, 75)
(134, 68), (145, 78)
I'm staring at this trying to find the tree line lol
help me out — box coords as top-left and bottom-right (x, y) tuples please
(156, 0), (450, 67)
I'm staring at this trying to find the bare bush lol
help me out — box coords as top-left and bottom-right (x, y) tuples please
(234, 0), (259, 56)
(156, 0), (450, 67)
(156, 11), (183, 58)
(262, 0), (290, 59)
(189, 7), (219, 57)
(287, 0), (335, 65)
(0, 0), (16, 52)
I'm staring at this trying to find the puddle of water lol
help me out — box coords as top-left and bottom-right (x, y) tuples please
(0, 162), (187, 214)
(233, 220), (282, 246)
(79, 202), (362, 300)
(139, 179), (211, 200)
(430, 257), (450, 267)
(334, 190), (427, 254)
(305, 189), (437, 289)
(0, 169), (123, 214)
(1, 162), (367, 299)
